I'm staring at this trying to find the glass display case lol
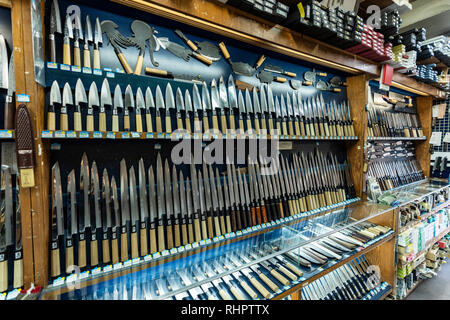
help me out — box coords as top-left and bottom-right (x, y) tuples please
(41, 200), (395, 300)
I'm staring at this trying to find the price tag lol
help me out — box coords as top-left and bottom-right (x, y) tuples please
(41, 130), (53, 138)
(218, 235), (225, 241)
(0, 293), (5, 300)
(199, 240), (206, 246)
(177, 246), (185, 252)
(146, 133), (154, 139)
(225, 233), (231, 239)
(252, 226), (258, 231)
(6, 289), (20, 300)
(230, 232), (236, 238)
(17, 94), (31, 103)
(55, 130), (66, 138)
(52, 277), (65, 286)
(79, 271), (90, 279)
(169, 248), (178, 255)
(152, 252), (161, 259)
(131, 132), (141, 138)
(47, 62), (58, 69)
(93, 69), (102, 76)
(106, 132), (116, 139)
(91, 267), (101, 275)
(77, 131), (89, 138)
(161, 250), (170, 256)
(66, 273), (78, 283)
(165, 133), (171, 139)
(205, 239), (212, 244)
(106, 72), (115, 78)
(0, 130), (12, 138)
(256, 225), (262, 230)
(123, 260), (132, 267)
(71, 66), (81, 73)
(66, 131), (77, 138)
(144, 255), (152, 262)
(60, 64), (71, 71)
(192, 242), (199, 248)
(132, 258), (141, 265)
(103, 265), (113, 272)
(121, 132), (130, 139)
(82, 67), (92, 74)
(93, 131), (103, 139)
(157, 133), (164, 139)
(185, 244), (192, 250)
(236, 231), (243, 236)
(113, 263), (123, 270)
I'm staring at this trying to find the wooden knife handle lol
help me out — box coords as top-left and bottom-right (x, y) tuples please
(174, 222), (181, 248)
(230, 286), (245, 300)
(318, 72), (327, 77)
(112, 114), (119, 132)
(124, 113), (131, 132)
(74, 47), (81, 67)
(200, 218), (208, 240)
(140, 224), (148, 257)
(74, 111), (82, 131)
(304, 81), (313, 86)
(203, 116), (209, 134)
(86, 115), (94, 132)
(207, 215), (214, 239)
(120, 229), (129, 262)
(220, 114), (228, 134)
(155, 114), (162, 133)
(246, 119), (253, 134)
(240, 280), (258, 299)
(111, 237), (119, 265)
(99, 112), (106, 132)
(259, 273), (278, 292)
(255, 206), (262, 225)
(149, 226), (157, 254)
(136, 114), (143, 133)
(65, 244), (74, 273)
(13, 254), (23, 289)
(270, 269), (290, 286)
(250, 277), (271, 298)
(4, 99), (15, 130)
(83, 48), (91, 68)
(285, 261), (303, 276)
(165, 115), (172, 133)
(61, 113), (69, 131)
(193, 52), (213, 66)
(50, 243), (61, 278)
(254, 117), (260, 135)
(250, 207), (257, 227)
(185, 114), (192, 133)
(219, 289), (232, 300)
(134, 55), (144, 75)
(78, 238), (87, 268)
(274, 76), (287, 83)
(213, 212), (222, 237)
(255, 55), (266, 69)
(166, 223), (174, 249)
(157, 224), (166, 252)
(177, 116), (184, 131)
(187, 221), (194, 244)
(181, 222), (188, 246)
(47, 110), (56, 131)
(225, 214), (232, 234)
(285, 71), (296, 77)
(186, 40), (198, 52)
(49, 35), (57, 63)
(117, 52), (133, 74)
(102, 238), (111, 264)
(145, 67), (168, 77)
(146, 113), (153, 133)
(63, 43), (71, 65)
(219, 42), (230, 60)
(261, 205), (268, 223)
(93, 48), (101, 69)
(130, 230), (139, 259)
(288, 121), (295, 136)
(279, 265), (297, 281)
(212, 115), (219, 132)
(90, 239), (99, 267)
(193, 218), (202, 242)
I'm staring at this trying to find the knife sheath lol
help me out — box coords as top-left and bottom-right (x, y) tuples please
(4, 94), (15, 130)
(15, 105), (36, 188)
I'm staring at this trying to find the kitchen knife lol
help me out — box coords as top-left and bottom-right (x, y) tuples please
(112, 84), (122, 132)
(0, 35), (7, 90)
(135, 88), (145, 132)
(164, 159), (174, 249)
(128, 166), (140, 259)
(124, 85), (134, 132)
(83, 15), (93, 68)
(73, 14), (83, 67)
(197, 170), (208, 240)
(192, 84), (202, 133)
(145, 87), (154, 133)
(49, 0), (62, 63)
(148, 165), (158, 254)
(78, 153), (90, 269)
(48, 81), (61, 131)
(74, 79), (86, 131)
(120, 159), (131, 262)
(109, 176), (120, 264)
(179, 171), (189, 246)
(156, 154), (166, 251)
(4, 53), (15, 130)
(93, 18), (103, 69)
(90, 161), (102, 267)
(61, 83), (73, 131)
(50, 162), (64, 278)
(101, 169), (112, 265)
(264, 65), (296, 77)
(100, 78), (112, 132)
(87, 81), (99, 132)
(175, 88), (185, 131)
(227, 75), (238, 131)
(138, 159), (149, 257)
(171, 165), (182, 247)
(201, 82), (212, 135)
(184, 89), (193, 133)
(165, 83), (175, 133)
(13, 174), (23, 288)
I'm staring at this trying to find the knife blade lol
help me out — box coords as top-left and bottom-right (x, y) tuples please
(120, 159), (131, 262)
(87, 81), (100, 132)
(100, 78), (111, 132)
(263, 65), (296, 77)
(65, 169), (77, 273)
(147, 165), (157, 254)
(83, 15), (93, 68)
(197, 170), (208, 241)
(112, 84), (123, 132)
(73, 14), (83, 67)
(93, 17), (102, 69)
(218, 76), (229, 135)
(190, 158), (202, 242)
(245, 89), (254, 135)
(259, 85), (268, 133)
(202, 163), (214, 239)
(145, 87), (154, 133)
(135, 87), (145, 133)
(165, 83), (175, 133)
(138, 159), (149, 257)
(90, 161), (102, 267)
(192, 84), (202, 133)
(48, 80), (61, 131)
(266, 85), (275, 133)
(171, 165), (182, 247)
(101, 168), (112, 265)
(227, 75), (238, 131)
(237, 91), (246, 134)
(4, 53), (15, 130)
(179, 171), (189, 246)
(210, 79), (221, 133)
(110, 176), (120, 264)
(201, 82), (211, 135)
(208, 165), (222, 236)
(49, 0), (62, 63)
(164, 159), (174, 249)
(0, 35), (7, 90)
(154, 85), (164, 134)
(124, 85), (134, 132)
(78, 153), (90, 269)
(63, 14), (73, 65)
(175, 87), (185, 131)
(61, 82), (73, 131)
(215, 167), (228, 234)
(184, 89), (193, 134)
(128, 166), (140, 259)
(50, 162), (64, 278)
(185, 176), (195, 244)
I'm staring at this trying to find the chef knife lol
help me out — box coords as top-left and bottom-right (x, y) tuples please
(48, 80), (61, 131)
(112, 84), (123, 132)
(50, 162), (64, 278)
(100, 78), (112, 132)
(60, 82), (73, 131)
(120, 159), (131, 262)
(73, 14), (83, 67)
(227, 75), (238, 131)
(175, 88), (185, 131)
(128, 166), (140, 259)
(201, 82), (212, 134)
(179, 171), (189, 246)
(73, 79), (86, 132)
(49, 0), (62, 63)
(4, 53), (15, 130)
(83, 15), (93, 68)
(110, 176), (120, 264)
(184, 89), (193, 133)
(135, 87), (145, 133)
(192, 84), (202, 133)
(78, 153), (90, 269)
(93, 18), (102, 69)
(138, 159), (149, 257)
(101, 169), (112, 265)
(87, 81), (100, 132)
(66, 169), (77, 273)
(62, 14), (73, 65)
(148, 165), (158, 254)
(90, 161), (102, 267)
(165, 83), (175, 134)
(124, 85), (134, 132)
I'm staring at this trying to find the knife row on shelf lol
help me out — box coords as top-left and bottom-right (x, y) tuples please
(57, 220), (393, 300)
(301, 256), (392, 300)
(50, 149), (356, 281)
(367, 159), (425, 193)
(0, 168), (23, 294)
(46, 75), (355, 138)
(47, 0), (349, 91)
(366, 141), (417, 161)
(367, 107), (424, 139)
(0, 34), (16, 130)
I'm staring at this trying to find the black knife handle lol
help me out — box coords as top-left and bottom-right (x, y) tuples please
(234, 204), (242, 231)
(244, 204), (253, 228)
(265, 200), (273, 222)
(270, 200), (279, 221)
(239, 204), (248, 229)
(229, 207), (237, 233)
(4, 97), (15, 130)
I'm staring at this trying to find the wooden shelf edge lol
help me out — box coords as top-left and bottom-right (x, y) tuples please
(0, 0), (11, 8)
(272, 232), (395, 300)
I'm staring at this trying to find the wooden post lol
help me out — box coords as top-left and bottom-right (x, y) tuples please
(346, 74), (368, 198)
(11, 0), (50, 287)
(416, 96), (433, 178)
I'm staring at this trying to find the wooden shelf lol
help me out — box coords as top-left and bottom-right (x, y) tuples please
(367, 136), (427, 141)
(398, 200), (450, 234)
